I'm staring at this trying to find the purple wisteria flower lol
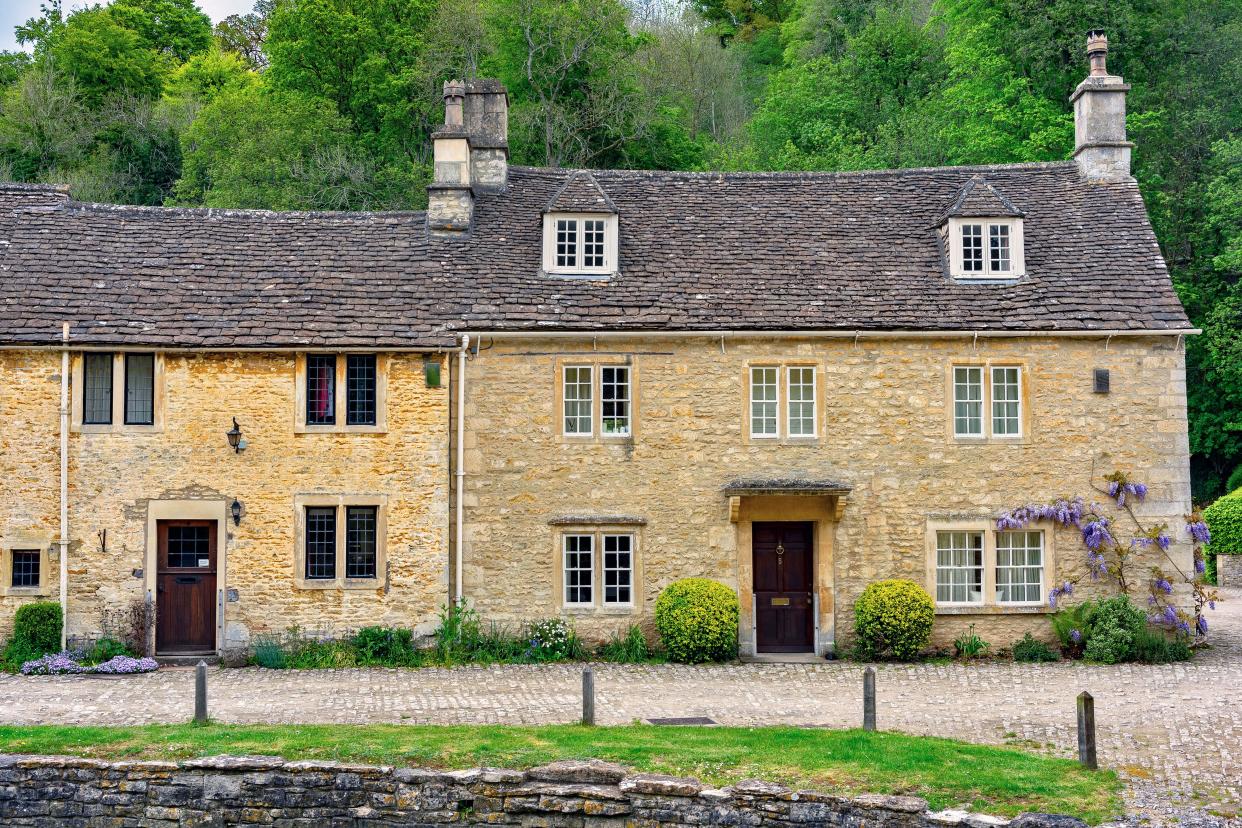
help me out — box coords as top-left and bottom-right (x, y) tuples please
(1153, 577), (1173, 595)
(1187, 521), (1211, 545)
(1108, 480), (1148, 508)
(1070, 629), (1082, 644)
(92, 656), (158, 674)
(1197, 616), (1209, 635)
(1082, 517), (1114, 551)
(1156, 534), (1171, 551)
(1195, 557), (1207, 575)
(1176, 619), (1192, 635)
(996, 499), (1084, 531)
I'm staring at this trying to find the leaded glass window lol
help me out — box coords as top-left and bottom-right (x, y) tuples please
(601, 366), (630, 436)
(996, 531), (1043, 603)
(83, 352), (113, 425)
(603, 534), (632, 605)
(305, 507), (337, 580)
(166, 525), (210, 569)
(989, 224), (1011, 272)
(306, 354), (336, 426)
(936, 531), (984, 604)
(564, 534), (593, 605)
(583, 219), (606, 268)
(346, 355), (377, 426)
(750, 366), (778, 437)
(345, 506), (377, 579)
(556, 218), (578, 268)
(124, 353), (155, 425)
(11, 550), (39, 588)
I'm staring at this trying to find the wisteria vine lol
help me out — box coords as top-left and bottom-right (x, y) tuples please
(995, 468), (1219, 642)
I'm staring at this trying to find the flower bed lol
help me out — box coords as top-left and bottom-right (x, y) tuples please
(21, 652), (157, 676)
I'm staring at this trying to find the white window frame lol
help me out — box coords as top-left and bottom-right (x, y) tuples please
(600, 366), (631, 437)
(990, 365), (1022, 437)
(749, 366), (780, 438)
(562, 534), (595, 607)
(927, 523), (1052, 610)
(786, 366), (817, 438)
(935, 530), (985, 606)
(995, 530), (1044, 606)
(543, 213), (618, 276)
(563, 365), (594, 436)
(601, 533), (634, 607)
(953, 366), (984, 438)
(948, 217), (1025, 279)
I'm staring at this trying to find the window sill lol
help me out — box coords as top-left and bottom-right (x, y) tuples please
(0, 587), (51, 598)
(562, 605), (638, 616)
(295, 425), (387, 435)
(295, 578), (385, 591)
(75, 424), (163, 435)
(935, 604), (1051, 616)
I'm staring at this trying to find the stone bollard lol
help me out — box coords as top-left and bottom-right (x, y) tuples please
(1077, 691), (1097, 769)
(863, 666), (876, 731)
(582, 665), (595, 726)
(194, 661), (208, 725)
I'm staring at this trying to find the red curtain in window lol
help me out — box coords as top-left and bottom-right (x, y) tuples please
(309, 361), (333, 422)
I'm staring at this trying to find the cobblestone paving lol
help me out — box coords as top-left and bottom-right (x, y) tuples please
(2, 590), (1239, 825)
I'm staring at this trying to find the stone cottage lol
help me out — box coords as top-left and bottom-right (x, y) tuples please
(0, 34), (1196, 657)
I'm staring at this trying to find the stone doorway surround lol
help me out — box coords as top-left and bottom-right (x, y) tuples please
(144, 499), (229, 654)
(724, 479), (850, 658)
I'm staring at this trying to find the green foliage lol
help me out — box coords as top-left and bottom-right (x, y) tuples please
(81, 637), (134, 665)
(952, 624), (990, 659)
(1131, 627), (1192, 664)
(251, 632), (287, 669)
(654, 578), (739, 664)
(1082, 595), (1146, 665)
(49, 8), (170, 105)
(1050, 601), (1095, 658)
(107, 0), (213, 62)
(10, 601), (63, 657)
(352, 626), (415, 664)
(595, 625), (655, 663)
(1205, 489), (1242, 556)
(853, 579), (934, 661)
(525, 618), (579, 661)
(1012, 633), (1059, 663)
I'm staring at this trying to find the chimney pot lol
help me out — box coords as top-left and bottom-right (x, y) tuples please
(1086, 31), (1109, 77)
(443, 80), (466, 128)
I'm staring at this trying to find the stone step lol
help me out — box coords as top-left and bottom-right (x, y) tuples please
(155, 653), (220, 668)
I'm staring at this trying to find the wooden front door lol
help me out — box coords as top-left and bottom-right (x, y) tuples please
(156, 520), (217, 653)
(753, 522), (814, 653)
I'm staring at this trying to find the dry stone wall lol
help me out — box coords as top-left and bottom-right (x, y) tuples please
(0, 754), (1087, 827)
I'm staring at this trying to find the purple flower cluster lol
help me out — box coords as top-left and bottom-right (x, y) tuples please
(1081, 516), (1114, 551)
(996, 498), (1083, 531)
(1197, 616), (1209, 635)
(1107, 480), (1148, 508)
(1156, 534), (1171, 551)
(1150, 605), (1179, 626)
(21, 652), (88, 675)
(1087, 551), (1107, 579)
(1048, 580), (1074, 608)
(92, 656), (158, 674)
(1186, 520), (1211, 545)
(1069, 629), (1082, 644)
(1153, 577), (1173, 595)
(1195, 557), (1207, 575)
(20, 652), (158, 676)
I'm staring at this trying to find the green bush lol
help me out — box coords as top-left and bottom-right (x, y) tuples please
(1204, 489), (1242, 557)
(1083, 595), (1146, 664)
(2, 601), (63, 668)
(953, 624), (990, 659)
(353, 626), (414, 665)
(1132, 627), (1192, 664)
(82, 637), (133, 665)
(1012, 633), (1059, 663)
(526, 618), (579, 661)
(654, 578), (739, 664)
(1050, 602), (1096, 658)
(853, 579), (934, 661)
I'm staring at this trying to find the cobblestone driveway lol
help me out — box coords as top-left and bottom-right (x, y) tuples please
(2, 590), (1239, 825)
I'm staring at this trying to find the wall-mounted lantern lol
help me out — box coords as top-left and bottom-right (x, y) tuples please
(231, 498), (243, 526)
(226, 417), (245, 453)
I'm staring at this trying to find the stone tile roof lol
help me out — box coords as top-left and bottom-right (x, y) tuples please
(544, 171), (618, 214)
(0, 160), (1191, 348)
(937, 175), (1025, 220)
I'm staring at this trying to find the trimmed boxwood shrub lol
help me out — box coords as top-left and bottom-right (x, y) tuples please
(3, 601), (63, 667)
(654, 578), (739, 664)
(1204, 489), (1242, 582)
(853, 579), (934, 660)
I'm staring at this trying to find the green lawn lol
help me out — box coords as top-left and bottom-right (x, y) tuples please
(0, 723), (1120, 821)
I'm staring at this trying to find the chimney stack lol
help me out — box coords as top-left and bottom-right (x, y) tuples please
(426, 79), (508, 237)
(1071, 31), (1134, 182)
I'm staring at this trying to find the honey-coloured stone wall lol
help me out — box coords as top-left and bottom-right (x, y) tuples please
(0, 351), (450, 647)
(459, 335), (1193, 654)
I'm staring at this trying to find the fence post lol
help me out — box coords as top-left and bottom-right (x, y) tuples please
(863, 666), (876, 731)
(582, 665), (595, 726)
(194, 661), (208, 725)
(1077, 691), (1097, 769)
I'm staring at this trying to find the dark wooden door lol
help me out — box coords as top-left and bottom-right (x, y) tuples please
(753, 522), (814, 653)
(156, 520), (217, 653)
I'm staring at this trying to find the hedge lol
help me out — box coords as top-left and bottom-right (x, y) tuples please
(1204, 489), (1242, 556)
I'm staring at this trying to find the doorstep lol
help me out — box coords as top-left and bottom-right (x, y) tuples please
(154, 652), (219, 668)
(741, 652), (826, 664)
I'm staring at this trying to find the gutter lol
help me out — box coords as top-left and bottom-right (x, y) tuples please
(454, 334), (469, 604)
(463, 328), (1200, 340)
(58, 323), (70, 649)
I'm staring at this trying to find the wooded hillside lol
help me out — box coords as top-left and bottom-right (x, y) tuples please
(2, 0), (1240, 499)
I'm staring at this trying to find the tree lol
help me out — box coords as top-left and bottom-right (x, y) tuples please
(214, 0), (276, 70)
(49, 8), (169, 104)
(0, 64), (95, 181)
(108, 0), (213, 62)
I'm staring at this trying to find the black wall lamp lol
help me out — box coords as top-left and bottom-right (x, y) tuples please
(231, 498), (243, 526)
(226, 417), (246, 453)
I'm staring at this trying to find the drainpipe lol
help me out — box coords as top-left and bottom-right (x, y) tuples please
(455, 334), (469, 603)
(58, 323), (70, 649)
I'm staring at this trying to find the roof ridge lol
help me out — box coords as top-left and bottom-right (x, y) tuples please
(510, 160), (1079, 181)
(41, 201), (429, 222)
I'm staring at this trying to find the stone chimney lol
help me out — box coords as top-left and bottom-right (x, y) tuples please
(426, 79), (508, 236)
(1070, 31), (1134, 182)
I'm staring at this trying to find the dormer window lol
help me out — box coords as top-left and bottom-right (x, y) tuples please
(543, 212), (617, 276)
(948, 217), (1024, 279)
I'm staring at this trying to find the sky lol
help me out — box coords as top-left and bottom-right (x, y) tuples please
(0, 0), (254, 53)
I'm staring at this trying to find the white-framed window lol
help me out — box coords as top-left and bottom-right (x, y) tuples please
(996, 530), (1043, 604)
(948, 217), (1024, 279)
(750, 366), (779, 438)
(602, 534), (633, 606)
(935, 531), (984, 605)
(953, 366), (984, 437)
(543, 213), (618, 275)
(991, 366), (1021, 436)
(563, 365), (594, 436)
(787, 366), (816, 437)
(601, 366), (630, 436)
(563, 534), (594, 606)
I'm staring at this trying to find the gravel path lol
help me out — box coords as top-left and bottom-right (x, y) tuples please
(2, 590), (1239, 826)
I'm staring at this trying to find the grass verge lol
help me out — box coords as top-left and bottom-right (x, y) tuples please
(0, 723), (1120, 821)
